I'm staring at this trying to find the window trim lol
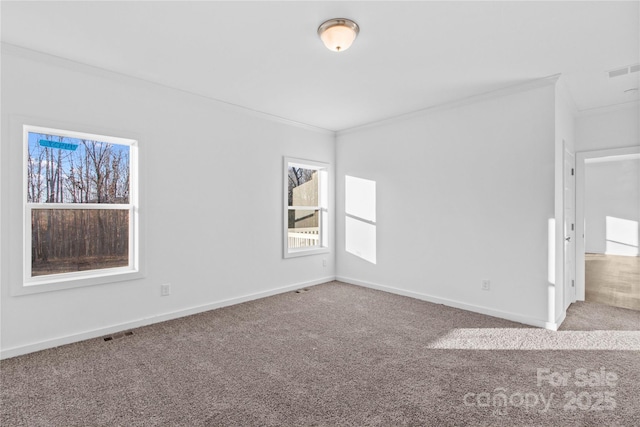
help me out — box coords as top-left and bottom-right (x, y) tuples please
(18, 124), (142, 293)
(283, 157), (330, 258)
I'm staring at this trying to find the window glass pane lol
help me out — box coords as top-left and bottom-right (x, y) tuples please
(31, 209), (129, 276)
(287, 209), (320, 249)
(27, 132), (130, 204)
(287, 167), (318, 207)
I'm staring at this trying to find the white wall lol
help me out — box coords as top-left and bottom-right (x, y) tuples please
(336, 81), (558, 328)
(584, 158), (640, 255)
(1, 47), (335, 357)
(576, 105), (639, 152)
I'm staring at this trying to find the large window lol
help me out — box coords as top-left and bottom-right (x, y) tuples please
(284, 157), (329, 258)
(23, 125), (139, 287)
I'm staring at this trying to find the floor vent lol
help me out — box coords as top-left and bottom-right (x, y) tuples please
(103, 331), (134, 342)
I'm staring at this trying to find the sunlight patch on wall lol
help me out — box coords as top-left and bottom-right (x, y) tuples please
(346, 217), (376, 264)
(345, 176), (376, 264)
(548, 218), (555, 285)
(605, 216), (639, 256)
(346, 175), (376, 222)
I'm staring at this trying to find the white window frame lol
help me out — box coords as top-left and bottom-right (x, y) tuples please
(284, 157), (329, 258)
(21, 124), (141, 292)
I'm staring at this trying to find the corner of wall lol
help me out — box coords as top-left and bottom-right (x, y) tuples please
(552, 77), (578, 325)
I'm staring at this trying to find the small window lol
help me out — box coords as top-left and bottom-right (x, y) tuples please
(284, 157), (329, 258)
(23, 125), (139, 288)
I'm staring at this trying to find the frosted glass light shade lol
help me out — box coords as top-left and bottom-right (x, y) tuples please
(318, 18), (359, 52)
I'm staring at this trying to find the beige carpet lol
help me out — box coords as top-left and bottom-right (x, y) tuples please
(2, 281), (639, 426)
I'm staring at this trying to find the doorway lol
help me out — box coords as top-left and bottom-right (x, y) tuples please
(576, 146), (640, 311)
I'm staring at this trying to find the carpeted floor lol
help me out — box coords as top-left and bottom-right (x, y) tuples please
(2, 281), (639, 426)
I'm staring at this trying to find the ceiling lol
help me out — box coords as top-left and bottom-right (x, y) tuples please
(2, 1), (639, 132)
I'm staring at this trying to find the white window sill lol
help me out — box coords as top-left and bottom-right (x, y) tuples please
(12, 269), (144, 296)
(284, 246), (330, 259)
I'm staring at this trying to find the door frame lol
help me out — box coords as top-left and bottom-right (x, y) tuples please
(575, 145), (640, 301)
(563, 143), (576, 309)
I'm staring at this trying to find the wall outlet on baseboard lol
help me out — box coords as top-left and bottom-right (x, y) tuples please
(160, 283), (171, 296)
(481, 280), (491, 291)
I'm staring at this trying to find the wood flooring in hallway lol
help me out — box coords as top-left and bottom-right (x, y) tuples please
(585, 253), (640, 311)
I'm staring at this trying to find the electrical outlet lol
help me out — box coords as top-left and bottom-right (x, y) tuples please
(160, 283), (171, 296)
(323, 259), (327, 267)
(481, 280), (490, 291)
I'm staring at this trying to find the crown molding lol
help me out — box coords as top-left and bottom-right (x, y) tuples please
(575, 100), (639, 119)
(337, 74), (561, 136)
(1, 43), (336, 137)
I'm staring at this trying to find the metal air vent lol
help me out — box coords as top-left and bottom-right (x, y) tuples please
(608, 64), (640, 78)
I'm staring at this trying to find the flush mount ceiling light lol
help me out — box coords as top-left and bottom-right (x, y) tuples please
(318, 18), (359, 52)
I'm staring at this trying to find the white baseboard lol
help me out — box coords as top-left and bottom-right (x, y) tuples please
(337, 276), (556, 330)
(550, 310), (567, 331)
(3, 275), (569, 359)
(0, 276), (336, 360)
